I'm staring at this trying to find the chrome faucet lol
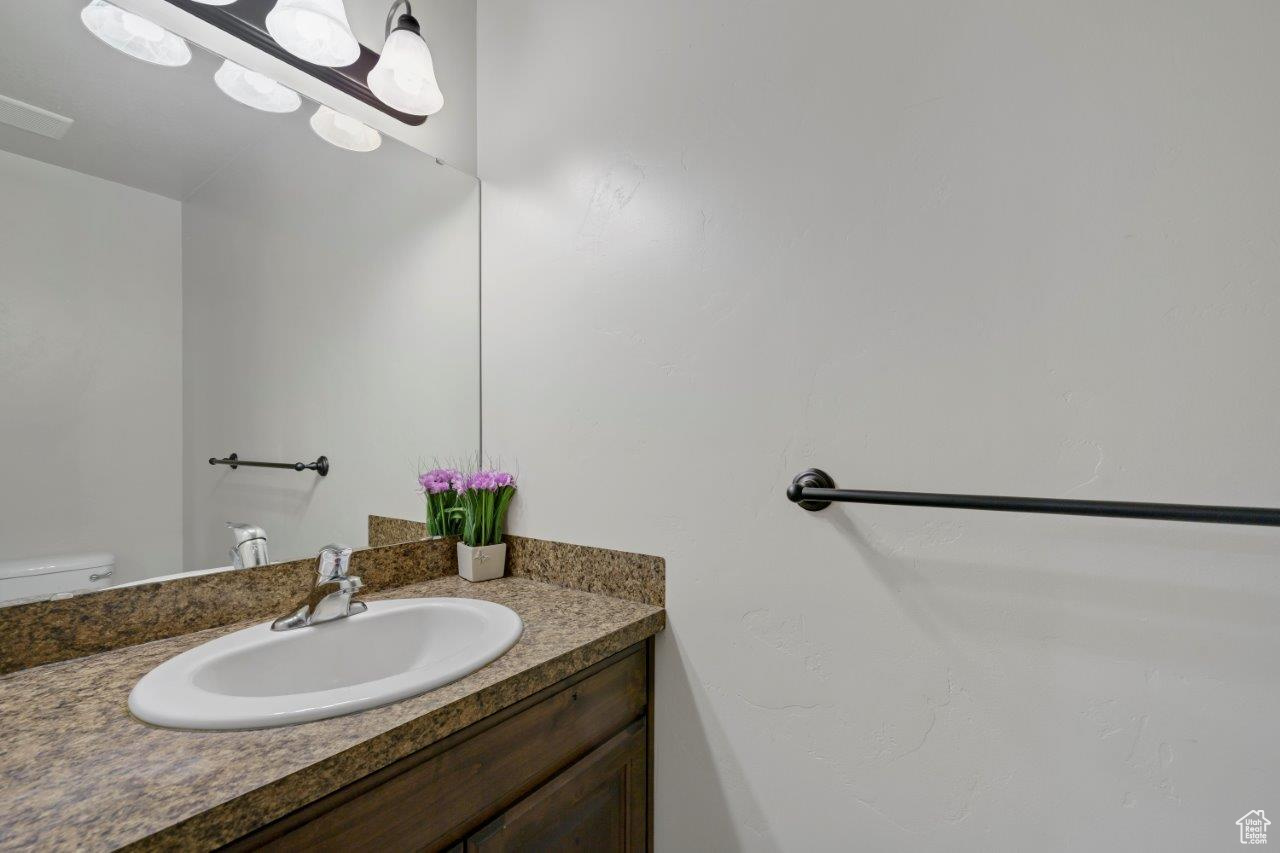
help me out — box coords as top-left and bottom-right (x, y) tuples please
(271, 544), (367, 631)
(227, 522), (270, 570)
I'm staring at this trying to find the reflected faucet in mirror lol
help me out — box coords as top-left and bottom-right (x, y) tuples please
(227, 523), (270, 570)
(271, 544), (366, 631)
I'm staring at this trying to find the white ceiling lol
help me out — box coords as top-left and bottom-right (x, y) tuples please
(0, 0), (315, 200)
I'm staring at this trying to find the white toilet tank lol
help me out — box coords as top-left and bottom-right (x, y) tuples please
(0, 552), (115, 603)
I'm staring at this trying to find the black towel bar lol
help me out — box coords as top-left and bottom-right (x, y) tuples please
(209, 452), (330, 476)
(787, 469), (1280, 527)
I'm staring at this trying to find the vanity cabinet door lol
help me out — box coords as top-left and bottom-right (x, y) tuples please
(467, 719), (647, 853)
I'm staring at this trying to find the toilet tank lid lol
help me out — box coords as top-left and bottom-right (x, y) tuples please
(0, 552), (115, 579)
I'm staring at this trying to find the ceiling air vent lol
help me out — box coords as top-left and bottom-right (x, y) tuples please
(0, 94), (73, 140)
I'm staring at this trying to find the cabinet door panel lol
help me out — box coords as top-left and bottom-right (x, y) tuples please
(468, 720), (647, 853)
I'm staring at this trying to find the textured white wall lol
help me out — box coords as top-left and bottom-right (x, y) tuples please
(477, 2), (1280, 849)
(0, 150), (183, 583)
(181, 121), (479, 571)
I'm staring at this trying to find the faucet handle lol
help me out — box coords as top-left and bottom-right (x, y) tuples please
(227, 522), (267, 544)
(315, 543), (355, 583)
(272, 544), (362, 631)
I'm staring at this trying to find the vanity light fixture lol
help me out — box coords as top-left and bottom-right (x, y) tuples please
(80, 0), (192, 67)
(213, 60), (302, 113)
(367, 1), (443, 116)
(265, 0), (360, 68)
(309, 105), (380, 152)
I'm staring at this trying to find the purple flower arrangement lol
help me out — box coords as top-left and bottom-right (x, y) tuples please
(418, 465), (517, 545)
(457, 469), (517, 547)
(418, 467), (464, 536)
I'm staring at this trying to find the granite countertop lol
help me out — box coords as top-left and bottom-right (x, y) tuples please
(0, 576), (665, 852)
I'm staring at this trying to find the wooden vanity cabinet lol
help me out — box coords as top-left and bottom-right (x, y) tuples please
(223, 639), (653, 853)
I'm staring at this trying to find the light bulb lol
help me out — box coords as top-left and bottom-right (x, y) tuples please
(191, 0), (237, 5)
(310, 105), (380, 152)
(265, 0), (360, 67)
(368, 17), (443, 116)
(80, 0), (191, 67)
(214, 60), (302, 113)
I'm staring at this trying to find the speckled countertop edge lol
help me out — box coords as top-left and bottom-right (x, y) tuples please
(367, 517), (666, 607)
(0, 577), (664, 852)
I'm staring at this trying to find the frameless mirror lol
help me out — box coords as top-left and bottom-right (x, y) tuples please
(0, 0), (478, 601)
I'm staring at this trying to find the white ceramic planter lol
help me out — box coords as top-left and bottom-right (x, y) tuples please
(457, 542), (507, 582)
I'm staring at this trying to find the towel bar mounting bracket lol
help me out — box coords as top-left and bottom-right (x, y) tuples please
(788, 468), (836, 511)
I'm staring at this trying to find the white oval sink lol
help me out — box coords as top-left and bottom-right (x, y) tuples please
(129, 598), (522, 730)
